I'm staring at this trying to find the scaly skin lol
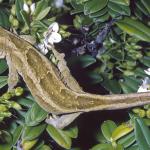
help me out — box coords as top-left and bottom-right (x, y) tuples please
(0, 27), (150, 115)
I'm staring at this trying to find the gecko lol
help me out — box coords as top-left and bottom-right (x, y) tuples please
(0, 27), (150, 128)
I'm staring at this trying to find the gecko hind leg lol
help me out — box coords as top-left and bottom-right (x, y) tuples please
(6, 55), (19, 90)
(45, 112), (83, 129)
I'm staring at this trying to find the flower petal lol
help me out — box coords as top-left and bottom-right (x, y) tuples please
(23, 3), (29, 13)
(48, 22), (59, 33)
(30, 3), (35, 14)
(48, 32), (62, 44)
(37, 43), (48, 55)
(144, 68), (150, 76)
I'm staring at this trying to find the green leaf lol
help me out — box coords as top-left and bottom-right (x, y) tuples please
(12, 125), (23, 146)
(117, 132), (135, 148)
(141, 0), (150, 14)
(126, 145), (139, 150)
(0, 76), (8, 89)
(70, 1), (84, 14)
(20, 10), (30, 28)
(33, 0), (49, 18)
(84, 0), (108, 15)
(22, 123), (47, 141)
(37, 145), (52, 150)
(35, 7), (51, 21)
(46, 124), (72, 149)
(0, 131), (13, 150)
(119, 76), (140, 93)
(108, 1), (130, 16)
(79, 55), (96, 68)
(108, 49), (124, 61)
(112, 123), (133, 141)
(116, 17), (150, 42)
(25, 103), (48, 126)
(109, 0), (130, 6)
(101, 120), (117, 141)
(0, 59), (8, 74)
(135, 118), (150, 150)
(90, 143), (113, 150)
(63, 126), (78, 139)
(140, 56), (150, 67)
(136, 1), (150, 16)
(0, 9), (10, 28)
(101, 76), (121, 94)
(17, 96), (34, 108)
(86, 72), (103, 84)
(15, 0), (24, 22)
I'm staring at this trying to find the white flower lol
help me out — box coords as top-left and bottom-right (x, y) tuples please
(47, 32), (62, 44)
(30, 3), (35, 14)
(137, 77), (150, 93)
(48, 22), (59, 33)
(38, 22), (62, 55)
(144, 68), (150, 76)
(23, 3), (29, 13)
(37, 43), (48, 55)
(45, 22), (62, 45)
(54, 0), (64, 8)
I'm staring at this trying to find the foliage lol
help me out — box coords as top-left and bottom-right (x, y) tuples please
(0, 0), (150, 149)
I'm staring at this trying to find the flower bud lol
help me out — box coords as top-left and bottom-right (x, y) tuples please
(12, 18), (19, 28)
(146, 109), (150, 119)
(138, 109), (146, 118)
(9, 15), (14, 23)
(23, 3), (30, 13)
(2, 93), (12, 100)
(22, 139), (38, 150)
(0, 112), (11, 117)
(30, 3), (35, 14)
(11, 5), (16, 16)
(15, 87), (24, 96)
(10, 102), (22, 110)
(123, 70), (134, 76)
(0, 104), (8, 112)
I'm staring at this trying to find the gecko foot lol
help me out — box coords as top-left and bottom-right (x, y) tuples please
(45, 112), (82, 129)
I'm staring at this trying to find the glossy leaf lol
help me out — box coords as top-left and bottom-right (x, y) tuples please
(109, 0), (130, 6)
(112, 123), (133, 141)
(90, 143), (113, 150)
(101, 120), (117, 141)
(0, 131), (13, 150)
(0, 76), (8, 89)
(101, 76), (121, 94)
(135, 118), (150, 150)
(0, 9), (10, 28)
(17, 96), (34, 108)
(140, 56), (150, 67)
(117, 132), (135, 148)
(46, 124), (72, 149)
(12, 125), (23, 146)
(116, 17), (150, 42)
(119, 77), (140, 93)
(86, 72), (103, 84)
(141, 0), (150, 14)
(0, 59), (8, 74)
(25, 103), (48, 126)
(15, 0), (24, 22)
(78, 55), (96, 68)
(35, 7), (51, 21)
(84, 0), (108, 15)
(22, 123), (47, 141)
(64, 126), (78, 139)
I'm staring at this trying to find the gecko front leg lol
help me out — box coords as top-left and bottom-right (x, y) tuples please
(45, 112), (82, 129)
(6, 55), (19, 90)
